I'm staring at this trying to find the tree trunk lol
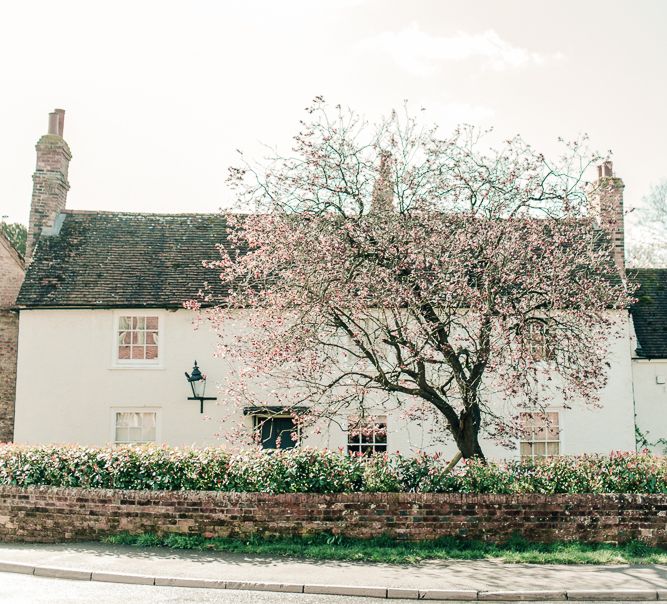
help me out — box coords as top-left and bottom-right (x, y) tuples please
(455, 403), (486, 462)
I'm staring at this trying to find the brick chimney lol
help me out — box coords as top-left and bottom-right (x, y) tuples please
(25, 109), (71, 261)
(591, 160), (625, 274)
(370, 152), (394, 213)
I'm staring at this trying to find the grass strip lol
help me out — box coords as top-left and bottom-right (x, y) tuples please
(102, 532), (667, 565)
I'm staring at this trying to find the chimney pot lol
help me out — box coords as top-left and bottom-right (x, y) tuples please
(48, 112), (59, 135)
(54, 108), (65, 137)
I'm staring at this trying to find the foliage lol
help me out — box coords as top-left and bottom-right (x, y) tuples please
(635, 425), (667, 455)
(199, 98), (634, 460)
(0, 222), (27, 257)
(627, 180), (667, 267)
(0, 445), (664, 494)
(103, 531), (667, 565)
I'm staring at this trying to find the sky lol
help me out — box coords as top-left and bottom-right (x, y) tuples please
(1, 0), (666, 243)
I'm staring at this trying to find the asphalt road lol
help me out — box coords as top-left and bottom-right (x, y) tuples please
(0, 572), (419, 604)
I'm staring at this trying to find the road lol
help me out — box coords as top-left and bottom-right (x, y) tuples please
(0, 572), (419, 604)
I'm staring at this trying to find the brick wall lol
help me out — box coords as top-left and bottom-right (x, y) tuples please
(0, 487), (664, 545)
(0, 236), (23, 443)
(26, 133), (71, 261)
(0, 311), (19, 442)
(591, 162), (625, 274)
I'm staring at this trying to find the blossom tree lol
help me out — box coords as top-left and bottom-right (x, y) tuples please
(198, 99), (633, 460)
(627, 180), (667, 267)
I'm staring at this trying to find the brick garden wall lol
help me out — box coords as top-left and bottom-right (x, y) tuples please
(0, 486), (664, 545)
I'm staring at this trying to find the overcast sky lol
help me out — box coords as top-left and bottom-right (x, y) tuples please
(1, 0), (665, 241)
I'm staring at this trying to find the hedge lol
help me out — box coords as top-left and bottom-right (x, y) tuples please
(0, 445), (664, 494)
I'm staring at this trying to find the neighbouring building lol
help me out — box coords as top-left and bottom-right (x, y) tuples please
(0, 228), (25, 442)
(4, 110), (665, 457)
(630, 268), (667, 453)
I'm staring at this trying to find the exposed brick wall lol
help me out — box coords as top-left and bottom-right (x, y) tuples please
(0, 487), (664, 545)
(0, 236), (23, 443)
(591, 162), (625, 274)
(26, 133), (71, 261)
(0, 311), (19, 442)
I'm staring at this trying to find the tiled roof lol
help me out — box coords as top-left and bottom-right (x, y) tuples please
(629, 268), (667, 359)
(18, 210), (667, 362)
(17, 211), (232, 308)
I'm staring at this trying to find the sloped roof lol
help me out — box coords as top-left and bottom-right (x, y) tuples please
(0, 229), (25, 269)
(18, 210), (664, 359)
(629, 268), (667, 359)
(17, 211), (231, 308)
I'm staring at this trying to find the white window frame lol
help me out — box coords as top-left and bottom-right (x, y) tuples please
(519, 411), (560, 461)
(527, 322), (556, 363)
(111, 310), (165, 369)
(110, 407), (161, 445)
(347, 415), (388, 455)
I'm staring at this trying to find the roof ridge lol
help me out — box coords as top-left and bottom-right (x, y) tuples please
(61, 209), (243, 217)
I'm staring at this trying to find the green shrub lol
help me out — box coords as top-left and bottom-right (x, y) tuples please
(0, 445), (664, 494)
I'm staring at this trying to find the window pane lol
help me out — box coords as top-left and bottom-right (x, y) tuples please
(547, 442), (560, 456)
(128, 427), (142, 442)
(533, 442), (547, 457)
(142, 413), (156, 427)
(520, 442), (532, 458)
(115, 412), (157, 444)
(546, 425), (559, 440)
(117, 316), (159, 362)
(116, 412), (131, 427)
(520, 413), (534, 429)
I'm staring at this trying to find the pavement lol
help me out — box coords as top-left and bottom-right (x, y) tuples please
(0, 542), (665, 601)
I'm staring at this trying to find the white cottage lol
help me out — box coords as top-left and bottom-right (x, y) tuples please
(6, 110), (665, 458)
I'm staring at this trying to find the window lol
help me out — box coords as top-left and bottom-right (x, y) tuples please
(114, 411), (157, 444)
(117, 315), (159, 363)
(520, 412), (560, 461)
(527, 322), (555, 362)
(347, 416), (387, 455)
(253, 415), (298, 450)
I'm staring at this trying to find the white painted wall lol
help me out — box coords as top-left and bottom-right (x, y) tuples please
(14, 308), (638, 457)
(632, 359), (667, 454)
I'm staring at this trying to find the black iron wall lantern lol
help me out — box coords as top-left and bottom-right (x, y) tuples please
(184, 361), (217, 413)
